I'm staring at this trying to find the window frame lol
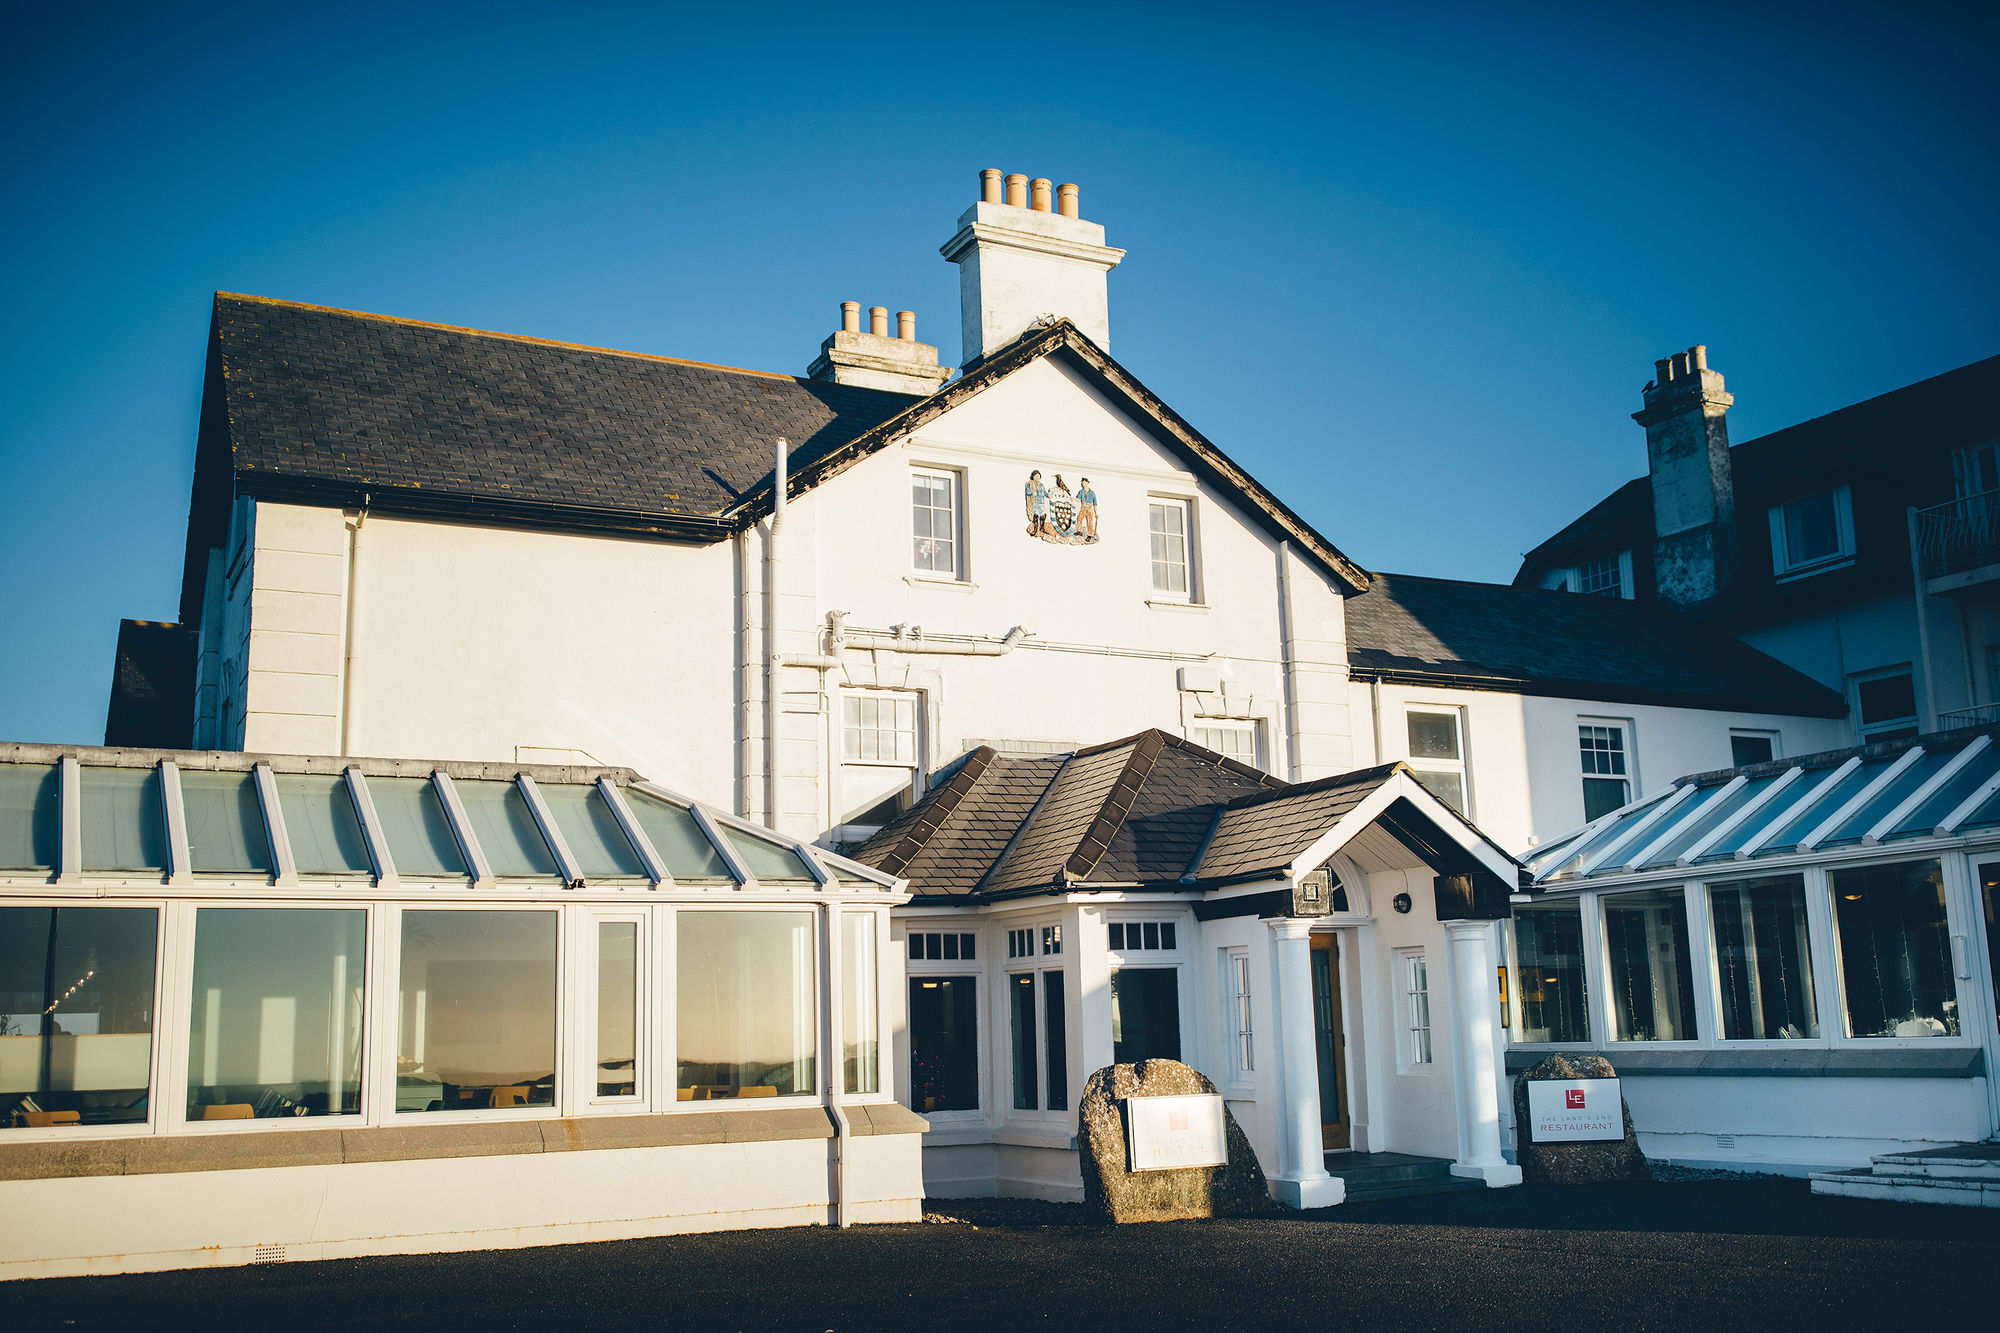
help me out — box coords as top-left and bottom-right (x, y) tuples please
(1578, 718), (1637, 824)
(1768, 485), (1856, 580)
(1222, 947), (1254, 1087)
(1728, 729), (1781, 768)
(999, 915), (1069, 1123)
(1849, 667), (1919, 743)
(1396, 947), (1434, 1071)
(1191, 719), (1261, 769)
(909, 465), (965, 582)
(1146, 494), (1198, 604)
(837, 689), (926, 838)
(1404, 705), (1472, 819)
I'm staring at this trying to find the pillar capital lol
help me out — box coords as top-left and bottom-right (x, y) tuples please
(1266, 917), (1317, 941)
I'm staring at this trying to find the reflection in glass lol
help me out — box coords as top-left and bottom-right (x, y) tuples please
(277, 774), (374, 876)
(621, 790), (734, 880)
(0, 762), (60, 870)
(719, 825), (817, 882)
(597, 922), (639, 1098)
(1831, 860), (1959, 1037)
(1110, 967), (1181, 1064)
(1043, 970), (1067, 1112)
(1710, 875), (1818, 1039)
(1009, 973), (1037, 1110)
(454, 780), (559, 879)
(0, 907), (157, 1128)
(842, 913), (879, 1095)
(186, 909), (365, 1119)
(677, 911), (815, 1100)
(909, 976), (977, 1113)
(398, 911), (556, 1111)
(543, 784), (646, 879)
(1513, 901), (1589, 1042)
(368, 777), (468, 879)
(180, 770), (273, 874)
(81, 767), (167, 872)
(1603, 888), (1697, 1041)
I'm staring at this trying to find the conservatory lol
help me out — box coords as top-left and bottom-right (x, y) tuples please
(0, 743), (921, 1279)
(1508, 724), (2000, 1175)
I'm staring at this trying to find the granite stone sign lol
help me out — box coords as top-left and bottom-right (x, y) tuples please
(1525, 1077), (1623, 1142)
(1078, 1059), (1269, 1223)
(1513, 1053), (1649, 1185)
(1124, 1093), (1227, 1171)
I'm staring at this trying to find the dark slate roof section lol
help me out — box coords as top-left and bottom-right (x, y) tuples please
(855, 747), (998, 877)
(1346, 572), (1847, 717)
(981, 742), (1138, 894)
(1090, 741), (1284, 883)
(1192, 764), (1400, 882)
(103, 620), (196, 749)
(207, 293), (916, 537)
(852, 752), (1064, 898)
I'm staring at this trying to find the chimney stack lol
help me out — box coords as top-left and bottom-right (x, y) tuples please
(1634, 344), (1736, 605)
(941, 167), (1126, 364)
(806, 299), (952, 396)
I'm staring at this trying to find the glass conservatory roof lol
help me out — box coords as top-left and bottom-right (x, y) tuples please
(0, 746), (895, 892)
(1525, 726), (2000, 887)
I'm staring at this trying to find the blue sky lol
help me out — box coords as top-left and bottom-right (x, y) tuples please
(2, 1), (1995, 744)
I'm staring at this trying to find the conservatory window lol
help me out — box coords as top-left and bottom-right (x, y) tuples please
(398, 911), (557, 1112)
(621, 789), (735, 881)
(716, 823), (819, 882)
(368, 777), (469, 879)
(0, 762), (60, 870)
(1709, 875), (1818, 1040)
(186, 908), (365, 1120)
(179, 770), (273, 875)
(1829, 860), (1959, 1038)
(594, 922), (640, 1099)
(1512, 900), (1590, 1043)
(274, 774), (374, 876)
(677, 911), (816, 1100)
(1602, 888), (1697, 1041)
(539, 784), (647, 879)
(81, 767), (167, 873)
(0, 906), (157, 1129)
(842, 914), (880, 1095)
(453, 779), (560, 880)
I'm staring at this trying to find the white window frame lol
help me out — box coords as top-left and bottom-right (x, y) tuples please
(837, 689), (924, 837)
(1395, 947), (1433, 1070)
(575, 908), (648, 1110)
(1769, 485), (1855, 579)
(1222, 947), (1254, 1085)
(1540, 550), (1632, 598)
(903, 919), (987, 1124)
(910, 466), (964, 581)
(1147, 495), (1198, 603)
(1191, 719), (1261, 769)
(1578, 718), (1636, 824)
(1000, 914), (1069, 1124)
(1403, 705), (1472, 819)
(1849, 666), (1919, 742)
(1728, 729), (1782, 768)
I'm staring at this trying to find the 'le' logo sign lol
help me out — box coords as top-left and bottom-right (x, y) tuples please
(1565, 1089), (1587, 1109)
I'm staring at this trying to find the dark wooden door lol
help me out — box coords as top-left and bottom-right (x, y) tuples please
(1310, 934), (1350, 1149)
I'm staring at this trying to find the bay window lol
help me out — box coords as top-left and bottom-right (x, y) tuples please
(908, 974), (978, 1113)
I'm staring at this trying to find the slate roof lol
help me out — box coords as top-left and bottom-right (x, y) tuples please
(1345, 572), (1847, 717)
(856, 749), (1066, 896)
(1196, 766), (1400, 881)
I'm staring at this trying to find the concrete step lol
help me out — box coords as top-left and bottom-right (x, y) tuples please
(1870, 1149), (2000, 1182)
(1323, 1153), (1458, 1186)
(1340, 1175), (1485, 1204)
(1810, 1168), (2000, 1208)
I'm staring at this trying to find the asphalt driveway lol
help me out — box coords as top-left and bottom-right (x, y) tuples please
(5, 1179), (1998, 1331)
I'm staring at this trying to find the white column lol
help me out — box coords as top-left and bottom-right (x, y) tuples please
(1266, 919), (1343, 1208)
(1444, 920), (1523, 1187)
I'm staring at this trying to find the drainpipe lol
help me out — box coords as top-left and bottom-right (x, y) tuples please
(1276, 540), (1302, 780)
(339, 495), (370, 755)
(765, 439), (788, 827)
(837, 623), (1030, 656)
(1368, 675), (1384, 766)
(823, 900), (852, 1227)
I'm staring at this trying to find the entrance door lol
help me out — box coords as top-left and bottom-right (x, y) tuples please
(1309, 934), (1350, 1149)
(1980, 865), (2000, 1137)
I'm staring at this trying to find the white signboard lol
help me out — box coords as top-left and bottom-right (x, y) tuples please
(1124, 1093), (1227, 1172)
(1526, 1077), (1623, 1143)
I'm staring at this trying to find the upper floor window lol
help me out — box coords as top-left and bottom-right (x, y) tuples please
(1148, 498), (1194, 600)
(1193, 720), (1259, 767)
(1769, 486), (1854, 578)
(840, 691), (922, 828)
(1579, 721), (1632, 821)
(1405, 709), (1470, 816)
(911, 468), (960, 578)
(1729, 729), (1779, 767)
(1953, 442), (2000, 503)
(1851, 668), (1917, 743)
(1541, 551), (1631, 598)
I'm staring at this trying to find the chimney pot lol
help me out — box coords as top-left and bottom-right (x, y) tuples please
(840, 301), (860, 333)
(1691, 344), (1708, 372)
(897, 310), (915, 341)
(980, 168), (1003, 204)
(1004, 173), (1028, 207)
(869, 306), (889, 336)
(1056, 183), (1080, 218)
(1030, 177), (1053, 212)
(1655, 358), (1673, 384)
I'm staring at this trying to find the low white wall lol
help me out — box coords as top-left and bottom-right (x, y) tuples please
(0, 1135), (924, 1281)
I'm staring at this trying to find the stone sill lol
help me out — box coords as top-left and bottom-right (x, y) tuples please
(1503, 1046), (1985, 1079)
(903, 575), (976, 592)
(0, 1103), (930, 1182)
(1145, 599), (1208, 613)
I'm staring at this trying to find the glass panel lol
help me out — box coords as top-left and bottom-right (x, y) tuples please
(1891, 743), (2000, 837)
(909, 976), (978, 1113)
(621, 790), (735, 881)
(842, 913), (879, 1095)
(1822, 750), (1955, 846)
(1009, 973), (1037, 1110)
(542, 784), (646, 879)
(398, 911), (556, 1112)
(0, 907), (156, 1128)
(1407, 712), (1460, 761)
(596, 923), (639, 1098)
(1759, 758), (1896, 854)
(1602, 888), (1696, 1040)
(367, 776), (468, 879)
(1709, 875), (1818, 1039)
(677, 911), (816, 1099)
(455, 780), (559, 879)
(0, 762), (59, 870)
(1043, 970), (1068, 1112)
(1640, 777), (1777, 867)
(80, 767), (166, 872)
(1730, 734), (1775, 767)
(1110, 967), (1181, 1064)
(1857, 674), (1916, 728)
(718, 825), (817, 882)
(1831, 860), (1959, 1038)
(276, 774), (374, 876)
(1513, 901), (1589, 1042)
(1784, 492), (1840, 565)
(1412, 769), (1467, 815)
(186, 908), (365, 1119)
(180, 770), (273, 874)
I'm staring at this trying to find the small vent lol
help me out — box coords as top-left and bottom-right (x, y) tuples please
(252, 1245), (288, 1265)
(1713, 1135), (1737, 1151)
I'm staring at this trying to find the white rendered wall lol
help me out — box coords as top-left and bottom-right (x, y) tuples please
(1739, 594), (1971, 725)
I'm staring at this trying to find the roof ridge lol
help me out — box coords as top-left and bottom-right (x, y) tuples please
(1220, 760), (1408, 812)
(867, 746), (998, 877)
(1064, 730), (1168, 882)
(212, 290), (913, 393)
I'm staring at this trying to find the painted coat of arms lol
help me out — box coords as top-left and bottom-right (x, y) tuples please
(1024, 469), (1099, 545)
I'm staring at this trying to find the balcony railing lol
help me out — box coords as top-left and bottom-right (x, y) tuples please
(1938, 703), (2000, 730)
(1916, 489), (2000, 581)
